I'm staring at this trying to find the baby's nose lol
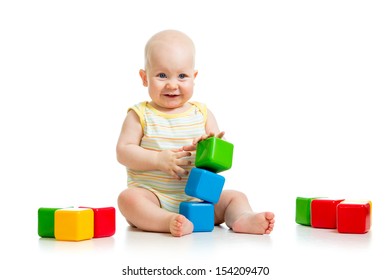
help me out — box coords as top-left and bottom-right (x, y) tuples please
(166, 79), (178, 89)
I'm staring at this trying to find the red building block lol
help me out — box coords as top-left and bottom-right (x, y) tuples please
(80, 206), (116, 238)
(337, 200), (372, 234)
(311, 198), (345, 229)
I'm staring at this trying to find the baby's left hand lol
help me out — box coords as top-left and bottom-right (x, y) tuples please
(182, 131), (225, 152)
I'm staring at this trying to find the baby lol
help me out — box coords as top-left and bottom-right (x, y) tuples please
(116, 30), (275, 237)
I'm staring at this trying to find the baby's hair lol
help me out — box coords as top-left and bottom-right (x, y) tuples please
(144, 29), (196, 70)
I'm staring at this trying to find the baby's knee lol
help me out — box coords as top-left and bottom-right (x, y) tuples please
(117, 188), (137, 207)
(235, 190), (248, 201)
(117, 189), (127, 210)
(118, 187), (160, 208)
(117, 188), (128, 202)
(223, 189), (248, 201)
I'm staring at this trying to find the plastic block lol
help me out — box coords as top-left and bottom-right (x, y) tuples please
(80, 206), (116, 238)
(38, 207), (62, 238)
(337, 200), (372, 234)
(179, 202), (214, 232)
(311, 198), (345, 229)
(295, 197), (320, 226)
(195, 137), (234, 173)
(54, 208), (94, 241)
(185, 168), (225, 203)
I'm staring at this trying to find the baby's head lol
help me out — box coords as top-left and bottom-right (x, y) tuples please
(144, 29), (196, 71)
(140, 30), (198, 111)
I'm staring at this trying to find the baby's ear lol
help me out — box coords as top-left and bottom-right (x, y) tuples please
(193, 70), (198, 79)
(139, 69), (148, 87)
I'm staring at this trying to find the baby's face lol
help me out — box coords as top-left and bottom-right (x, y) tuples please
(141, 41), (197, 111)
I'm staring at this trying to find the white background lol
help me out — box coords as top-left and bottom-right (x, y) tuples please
(1, 0), (389, 279)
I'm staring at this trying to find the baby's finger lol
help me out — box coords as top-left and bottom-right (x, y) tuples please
(173, 167), (189, 180)
(176, 158), (192, 166)
(192, 136), (202, 145)
(168, 169), (181, 180)
(182, 144), (196, 151)
(204, 133), (214, 139)
(216, 131), (225, 139)
(176, 151), (192, 159)
(193, 134), (209, 145)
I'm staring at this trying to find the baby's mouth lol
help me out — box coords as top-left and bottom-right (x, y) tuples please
(164, 93), (179, 98)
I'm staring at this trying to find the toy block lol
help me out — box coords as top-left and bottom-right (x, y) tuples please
(185, 168), (225, 203)
(38, 207), (63, 238)
(179, 201), (214, 232)
(54, 208), (94, 241)
(337, 200), (372, 234)
(80, 206), (116, 238)
(311, 198), (345, 229)
(295, 197), (320, 226)
(195, 137), (234, 173)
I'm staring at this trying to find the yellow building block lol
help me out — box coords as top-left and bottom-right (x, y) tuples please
(54, 208), (94, 241)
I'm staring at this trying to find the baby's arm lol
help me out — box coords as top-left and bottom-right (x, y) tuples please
(116, 110), (191, 180)
(183, 109), (225, 151)
(205, 108), (224, 138)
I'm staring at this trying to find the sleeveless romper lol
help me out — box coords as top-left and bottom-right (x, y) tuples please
(126, 101), (207, 213)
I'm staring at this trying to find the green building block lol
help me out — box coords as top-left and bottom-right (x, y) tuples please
(195, 137), (234, 173)
(295, 197), (319, 226)
(38, 207), (62, 238)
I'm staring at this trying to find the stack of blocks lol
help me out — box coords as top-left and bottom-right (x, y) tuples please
(295, 197), (372, 234)
(179, 137), (234, 232)
(38, 206), (116, 241)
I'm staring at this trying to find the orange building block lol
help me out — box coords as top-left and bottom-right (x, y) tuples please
(54, 208), (94, 241)
(337, 200), (372, 234)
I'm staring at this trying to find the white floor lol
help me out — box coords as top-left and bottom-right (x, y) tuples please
(2, 203), (385, 280)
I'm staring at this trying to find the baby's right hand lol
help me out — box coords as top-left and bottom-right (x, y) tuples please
(156, 149), (192, 180)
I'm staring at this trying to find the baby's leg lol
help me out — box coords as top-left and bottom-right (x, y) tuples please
(117, 187), (193, 237)
(214, 190), (275, 234)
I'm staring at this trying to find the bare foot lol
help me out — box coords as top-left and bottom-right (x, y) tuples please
(231, 212), (275, 234)
(170, 214), (194, 237)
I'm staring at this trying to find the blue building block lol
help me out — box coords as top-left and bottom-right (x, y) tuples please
(179, 202), (214, 232)
(185, 168), (225, 204)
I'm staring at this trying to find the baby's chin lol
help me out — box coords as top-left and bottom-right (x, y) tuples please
(164, 101), (192, 112)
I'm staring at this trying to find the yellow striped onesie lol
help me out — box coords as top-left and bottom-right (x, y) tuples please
(127, 101), (207, 213)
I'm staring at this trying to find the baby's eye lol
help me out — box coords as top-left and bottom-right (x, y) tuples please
(158, 73), (167, 78)
(178, 73), (187, 79)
